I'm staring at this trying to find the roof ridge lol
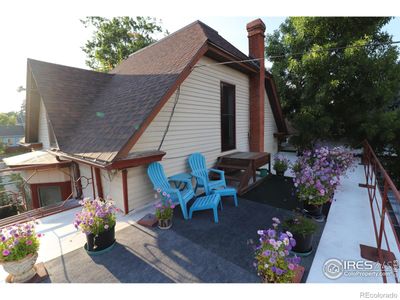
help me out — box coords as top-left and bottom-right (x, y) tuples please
(196, 20), (219, 35)
(27, 58), (113, 77)
(110, 20), (205, 72)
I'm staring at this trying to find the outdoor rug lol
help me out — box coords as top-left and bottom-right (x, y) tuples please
(43, 198), (323, 283)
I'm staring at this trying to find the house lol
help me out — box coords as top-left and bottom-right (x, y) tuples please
(5, 19), (287, 213)
(0, 125), (24, 147)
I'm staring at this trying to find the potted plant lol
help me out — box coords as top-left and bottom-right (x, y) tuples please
(74, 197), (119, 253)
(273, 155), (290, 177)
(254, 217), (302, 283)
(154, 189), (175, 230)
(0, 221), (42, 282)
(292, 146), (355, 221)
(282, 215), (317, 255)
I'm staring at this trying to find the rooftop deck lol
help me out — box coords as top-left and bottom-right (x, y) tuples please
(1, 152), (399, 283)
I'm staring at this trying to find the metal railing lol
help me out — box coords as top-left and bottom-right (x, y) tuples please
(361, 140), (400, 283)
(0, 174), (92, 229)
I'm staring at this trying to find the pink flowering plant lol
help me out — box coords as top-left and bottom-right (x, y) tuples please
(292, 146), (355, 205)
(0, 221), (42, 262)
(73, 197), (119, 235)
(254, 217), (301, 283)
(155, 188), (175, 221)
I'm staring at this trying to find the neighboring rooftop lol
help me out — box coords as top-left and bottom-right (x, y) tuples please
(0, 125), (24, 137)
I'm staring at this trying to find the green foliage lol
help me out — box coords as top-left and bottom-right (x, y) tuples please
(0, 222), (40, 262)
(282, 215), (317, 235)
(266, 17), (400, 150)
(81, 16), (165, 72)
(0, 112), (18, 126)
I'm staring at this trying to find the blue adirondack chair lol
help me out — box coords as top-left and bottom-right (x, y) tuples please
(188, 152), (226, 195)
(147, 162), (195, 220)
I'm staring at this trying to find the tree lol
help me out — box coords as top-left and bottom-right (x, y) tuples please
(0, 112), (17, 126)
(81, 16), (165, 72)
(266, 17), (400, 150)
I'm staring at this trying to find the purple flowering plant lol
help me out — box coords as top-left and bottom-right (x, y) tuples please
(292, 146), (355, 205)
(0, 221), (41, 262)
(254, 217), (301, 283)
(73, 197), (119, 235)
(273, 155), (290, 173)
(154, 188), (175, 221)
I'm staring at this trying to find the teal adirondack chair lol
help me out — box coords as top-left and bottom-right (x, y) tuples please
(188, 153), (226, 195)
(147, 162), (195, 220)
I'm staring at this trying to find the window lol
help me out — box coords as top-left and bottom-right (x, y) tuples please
(7, 138), (13, 146)
(38, 185), (62, 207)
(221, 82), (236, 152)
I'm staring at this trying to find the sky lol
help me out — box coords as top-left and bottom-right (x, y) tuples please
(0, 16), (399, 113)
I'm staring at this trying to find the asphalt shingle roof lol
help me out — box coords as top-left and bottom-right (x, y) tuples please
(28, 20), (284, 163)
(0, 125), (24, 137)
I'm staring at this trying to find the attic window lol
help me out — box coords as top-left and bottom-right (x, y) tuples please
(220, 82), (236, 152)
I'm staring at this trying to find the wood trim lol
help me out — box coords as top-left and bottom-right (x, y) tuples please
(19, 142), (43, 150)
(73, 162), (83, 198)
(265, 77), (288, 134)
(206, 44), (258, 74)
(90, 167), (96, 199)
(54, 152), (108, 169)
(30, 181), (72, 209)
(107, 152), (166, 170)
(115, 43), (210, 159)
(0, 161), (71, 173)
(122, 169), (129, 215)
(53, 151), (165, 170)
(94, 167), (103, 199)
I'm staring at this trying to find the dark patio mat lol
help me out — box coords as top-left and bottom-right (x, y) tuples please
(43, 198), (324, 283)
(242, 175), (301, 211)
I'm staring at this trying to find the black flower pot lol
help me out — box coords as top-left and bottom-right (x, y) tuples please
(322, 201), (332, 218)
(86, 225), (116, 252)
(292, 233), (314, 254)
(276, 170), (285, 177)
(303, 203), (325, 222)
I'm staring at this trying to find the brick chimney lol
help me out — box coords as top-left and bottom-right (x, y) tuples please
(247, 18), (265, 152)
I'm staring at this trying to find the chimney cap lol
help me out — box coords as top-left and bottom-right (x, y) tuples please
(246, 18), (266, 32)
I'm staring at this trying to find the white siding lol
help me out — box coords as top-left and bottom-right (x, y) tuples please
(264, 90), (278, 154)
(100, 169), (124, 209)
(78, 165), (125, 210)
(21, 168), (70, 184)
(38, 99), (51, 149)
(125, 56), (250, 210)
(79, 164), (95, 200)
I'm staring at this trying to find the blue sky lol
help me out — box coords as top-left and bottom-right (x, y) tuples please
(0, 16), (399, 112)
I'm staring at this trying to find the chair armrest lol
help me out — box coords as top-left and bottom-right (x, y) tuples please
(156, 186), (180, 195)
(209, 168), (225, 180)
